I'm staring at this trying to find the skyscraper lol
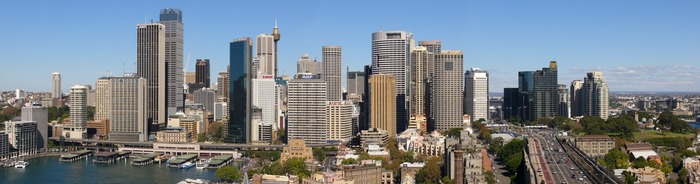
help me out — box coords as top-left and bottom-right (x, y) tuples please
(160, 8), (184, 115)
(570, 80), (584, 117)
(558, 84), (571, 118)
(108, 77), (148, 142)
(226, 37), (252, 144)
(217, 70), (229, 101)
(464, 68), (489, 122)
(410, 46), (431, 119)
(327, 101), (353, 142)
(582, 72), (609, 120)
(257, 34), (275, 77)
(52, 72), (61, 98)
(68, 85), (88, 139)
(272, 21), (281, 77)
(532, 61), (559, 120)
(136, 23), (166, 131)
(297, 53), (321, 75)
(287, 73), (327, 144)
(323, 46), (342, 101)
(21, 105), (48, 148)
(370, 74), (397, 137)
(252, 76), (277, 130)
(371, 31), (412, 134)
(193, 88), (216, 113)
(434, 51), (464, 130)
(347, 71), (365, 98)
(418, 41), (440, 129)
(95, 77), (111, 121)
(195, 59), (210, 88)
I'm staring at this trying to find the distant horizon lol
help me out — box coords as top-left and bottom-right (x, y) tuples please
(1, 1), (699, 92)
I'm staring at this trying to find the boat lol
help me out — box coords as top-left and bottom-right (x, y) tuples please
(14, 161), (28, 168)
(179, 162), (195, 169)
(195, 160), (208, 169)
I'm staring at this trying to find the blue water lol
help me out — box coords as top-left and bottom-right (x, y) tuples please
(0, 156), (244, 184)
(690, 122), (700, 129)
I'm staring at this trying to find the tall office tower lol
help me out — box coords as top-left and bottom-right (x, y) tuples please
(582, 72), (609, 120)
(532, 61), (559, 120)
(558, 84), (571, 118)
(160, 8), (184, 115)
(21, 105), (48, 148)
(371, 31), (413, 134)
(185, 72), (196, 85)
(4, 121), (38, 153)
(327, 101), (353, 142)
(108, 77), (148, 142)
(252, 57), (261, 79)
(323, 46), (342, 101)
(52, 72), (61, 98)
(409, 46), (431, 119)
(517, 71), (535, 121)
(69, 85), (88, 139)
(287, 73), (327, 144)
(193, 88), (216, 112)
(369, 74), (397, 137)
(252, 76), (277, 130)
(464, 68), (489, 122)
(195, 59), (210, 88)
(360, 65), (372, 131)
(217, 71), (230, 101)
(95, 77), (111, 121)
(347, 71), (365, 98)
(434, 51), (464, 130)
(570, 80), (584, 117)
(418, 40), (441, 80)
(257, 34), (275, 77)
(226, 37), (252, 144)
(136, 23), (167, 132)
(297, 53), (321, 74)
(502, 88), (520, 120)
(272, 21), (281, 77)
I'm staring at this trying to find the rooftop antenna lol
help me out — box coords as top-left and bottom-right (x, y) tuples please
(144, 14), (147, 24)
(274, 18), (278, 28)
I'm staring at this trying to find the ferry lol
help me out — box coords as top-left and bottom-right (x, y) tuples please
(195, 160), (209, 169)
(14, 161), (28, 168)
(179, 162), (195, 169)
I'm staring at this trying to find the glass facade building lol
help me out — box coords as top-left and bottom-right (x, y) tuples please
(227, 38), (252, 144)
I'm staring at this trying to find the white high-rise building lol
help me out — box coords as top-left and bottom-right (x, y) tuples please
(52, 72), (61, 98)
(4, 121), (38, 154)
(434, 51), (464, 130)
(371, 31), (413, 133)
(582, 72), (609, 120)
(326, 101), (353, 142)
(297, 53), (321, 75)
(136, 23), (167, 129)
(108, 77), (148, 142)
(464, 68), (489, 122)
(159, 8), (184, 115)
(66, 85), (88, 139)
(287, 73), (327, 144)
(95, 77), (111, 121)
(21, 105), (48, 149)
(256, 34), (275, 77)
(252, 76), (277, 130)
(323, 46), (342, 101)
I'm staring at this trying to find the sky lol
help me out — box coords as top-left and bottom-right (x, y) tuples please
(1, 0), (699, 93)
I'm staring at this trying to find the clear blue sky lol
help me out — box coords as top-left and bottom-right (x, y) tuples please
(1, 0), (699, 93)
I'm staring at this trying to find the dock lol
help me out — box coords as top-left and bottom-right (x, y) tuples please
(93, 152), (119, 164)
(167, 154), (198, 168)
(206, 155), (233, 169)
(130, 153), (161, 166)
(59, 150), (93, 162)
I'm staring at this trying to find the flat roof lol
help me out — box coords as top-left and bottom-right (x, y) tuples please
(94, 152), (118, 157)
(72, 150), (93, 154)
(61, 154), (79, 158)
(132, 157), (152, 162)
(211, 155), (233, 160)
(176, 154), (198, 160)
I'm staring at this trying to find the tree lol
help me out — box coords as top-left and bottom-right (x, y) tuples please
(275, 128), (287, 144)
(567, 120), (583, 135)
(207, 122), (222, 142)
(416, 157), (441, 183)
(490, 137), (504, 151)
(679, 168), (689, 184)
(622, 171), (635, 184)
(580, 116), (607, 135)
(632, 156), (648, 169)
(484, 170), (497, 184)
(283, 158), (311, 176)
(197, 133), (207, 142)
(442, 128), (462, 138)
(215, 166), (243, 182)
(341, 158), (358, 165)
(313, 148), (326, 162)
(607, 116), (637, 139)
(441, 176), (454, 184)
(601, 148), (629, 169)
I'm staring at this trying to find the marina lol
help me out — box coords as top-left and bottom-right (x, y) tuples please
(130, 153), (162, 166)
(167, 154), (199, 168)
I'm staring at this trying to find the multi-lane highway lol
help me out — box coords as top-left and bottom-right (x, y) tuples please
(528, 129), (593, 184)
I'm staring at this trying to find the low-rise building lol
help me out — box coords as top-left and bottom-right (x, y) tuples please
(155, 127), (192, 143)
(253, 174), (299, 184)
(342, 164), (384, 184)
(400, 162), (425, 181)
(575, 135), (615, 157)
(86, 120), (109, 139)
(4, 121), (38, 153)
(281, 139), (313, 163)
(630, 166), (666, 184)
(360, 128), (389, 146)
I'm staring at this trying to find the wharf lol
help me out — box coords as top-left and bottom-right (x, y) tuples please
(206, 155), (233, 169)
(167, 154), (198, 168)
(59, 150), (93, 162)
(130, 153), (161, 166)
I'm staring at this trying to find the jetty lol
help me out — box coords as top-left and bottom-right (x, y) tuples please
(167, 154), (198, 168)
(130, 153), (161, 166)
(59, 150), (93, 162)
(205, 155), (233, 169)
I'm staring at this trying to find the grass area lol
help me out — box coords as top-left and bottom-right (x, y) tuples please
(633, 131), (696, 140)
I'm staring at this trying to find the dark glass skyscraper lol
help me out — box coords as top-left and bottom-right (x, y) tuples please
(226, 38), (252, 144)
(196, 59), (210, 88)
(159, 8), (184, 115)
(532, 61), (559, 120)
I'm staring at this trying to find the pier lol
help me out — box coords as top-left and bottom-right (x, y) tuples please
(206, 155), (233, 169)
(93, 152), (119, 164)
(59, 150), (93, 162)
(130, 153), (161, 166)
(167, 154), (198, 168)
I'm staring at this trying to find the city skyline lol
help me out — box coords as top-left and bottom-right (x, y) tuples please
(1, 1), (699, 93)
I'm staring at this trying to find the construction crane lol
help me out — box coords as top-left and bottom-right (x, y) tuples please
(183, 53), (191, 92)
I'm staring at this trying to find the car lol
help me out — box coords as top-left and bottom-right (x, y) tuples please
(570, 167), (575, 170)
(553, 171), (557, 174)
(579, 178), (584, 181)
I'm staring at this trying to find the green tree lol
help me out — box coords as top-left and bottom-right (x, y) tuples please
(632, 156), (648, 169)
(341, 158), (358, 165)
(679, 168), (689, 184)
(490, 137), (504, 151)
(607, 116), (637, 139)
(197, 133), (207, 142)
(622, 171), (635, 184)
(275, 128), (287, 144)
(441, 176), (454, 184)
(580, 116), (607, 135)
(601, 148), (629, 169)
(442, 128), (462, 138)
(283, 158), (311, 176)
(484, 170), (497, 184)
(415, 157), (441, 183)
(215, 166), (243, 182)
(313, 148), (326, 162)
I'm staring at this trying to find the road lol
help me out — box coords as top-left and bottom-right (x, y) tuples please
(528, 129), (591, 184)
(487, 153), (511, 184)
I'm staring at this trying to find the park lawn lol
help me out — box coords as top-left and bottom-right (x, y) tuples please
(633, 131), (696, 140)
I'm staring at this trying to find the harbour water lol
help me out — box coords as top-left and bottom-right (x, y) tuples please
(0, 156), (245, 183)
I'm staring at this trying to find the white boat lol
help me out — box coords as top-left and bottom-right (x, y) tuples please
(179, 162), (195, 169)
(14, 161), (28, 168)
(195, 160), (208, 169)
